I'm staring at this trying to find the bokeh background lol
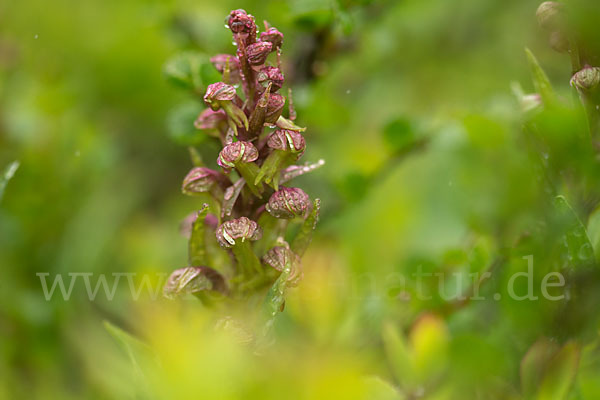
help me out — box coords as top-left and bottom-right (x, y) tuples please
(2, 0), (600, 398)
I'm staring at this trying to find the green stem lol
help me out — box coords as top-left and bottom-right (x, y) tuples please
(236, 162), (264, 197)
(188, 205), (209, 266)
(231, 240), (263, 277)
(291, 199), (321, 257)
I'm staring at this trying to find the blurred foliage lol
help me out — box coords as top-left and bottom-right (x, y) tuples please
(2, 0), (600, 399)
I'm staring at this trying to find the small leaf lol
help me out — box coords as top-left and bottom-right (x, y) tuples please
(275, 116), (306, 132)
(291, 198), (320, 256)
(279, 159), (325, 184)
(525, 48), (557, 105)
(0, 161), (19, 203)
(222, 178), (245, 218)
(536, 341), (580, 400)
(263, 259), (292, 318)
(189, 204), (209, 266)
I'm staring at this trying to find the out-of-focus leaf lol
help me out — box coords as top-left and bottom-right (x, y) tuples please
(291, 198), (320, 256)
(363, 376), (404, 400)
(103, 320), (157, 390)
(166, 101), (206, 145)
(382, 118), (418, 154)
(338, 171), (369, 203)
(536, 341), (580, 400)
(289, 0), (334, 30)
(0, 161), (19, 203)
(520, 338), (560, 397)
(163, 51), (219, 92)
(586, 206), (600, 262)
(382, 322), (414, 389)
(189, 204), (209, 266)
(555, 195), (595, 265)
(525, 48), (557, 105)
(409, 314), (448, 382)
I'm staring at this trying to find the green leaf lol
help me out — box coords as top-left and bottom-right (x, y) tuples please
(0, 161), (19, 203)
(555, 195), (595, 265)
(291, 198), (320, 257)
(525, 48), (557, 105)
(188, 204), (209, 266)
(263, 260), (292, 318)
(536, 341), (580, 400)
(166, 101), (206, 145)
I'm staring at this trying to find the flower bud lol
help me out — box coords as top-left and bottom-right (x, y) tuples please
(163, 266), (227, 299)
(260, 27), (283, 49)
(179, 211), (219, 238)
(227, 9), (256, 35)
(571, 66), (600, 92)
(267, 129), (306, 154)
(265, 93), (285, 123)
(263, 246), (302, 286)
(210, 54), (240, 73)
(182, 167), (224, 195)
(257, 66), (284, 91)
(194, 109), (227, 130)
(246, 41), (272, 66)
(549, 30), (569, 53)
(266, 187), (311, 219)
(210, 54), (241, 83)
(536, 2), (565, 31)
(217, 141), (259, 169)
(216, 216), (262, 248)
(204, 82), (237, 110)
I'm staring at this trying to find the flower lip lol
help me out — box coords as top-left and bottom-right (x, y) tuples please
(210, 54), (240, 73)
(163, 266), (228, 298)
(217, 141), (259, 169)
(263, 246), (303, 286)
(204, 82), (237, 109)
(194, 109), (227, 130)
(216, 216), (263, 248)
(182, 167), (223, 194)
(267, 129), (306, 154)
(265, 93), (285, 123)
(266, 187), (311, 219)
(257, 66), (284, 91)
(260, 27), (283, 49)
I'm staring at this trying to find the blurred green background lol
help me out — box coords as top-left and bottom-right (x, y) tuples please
(2, 0), (600, 398)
